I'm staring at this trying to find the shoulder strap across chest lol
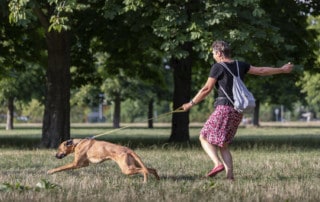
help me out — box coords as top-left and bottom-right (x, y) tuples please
(219, 60), (240, 78)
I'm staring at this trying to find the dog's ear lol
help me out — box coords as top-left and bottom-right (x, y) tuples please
(65, 139), (73, 146)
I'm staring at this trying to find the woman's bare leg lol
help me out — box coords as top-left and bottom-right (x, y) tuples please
(199, 135), (223, 167)
(220, 143), (234, 179)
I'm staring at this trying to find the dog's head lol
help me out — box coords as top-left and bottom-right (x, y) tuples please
(55, 139), (76, 159)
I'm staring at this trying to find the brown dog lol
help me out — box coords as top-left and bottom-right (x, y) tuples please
(47, 138), (160, 183)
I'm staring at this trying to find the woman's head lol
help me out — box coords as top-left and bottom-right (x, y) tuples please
(211, 40), (231, 58)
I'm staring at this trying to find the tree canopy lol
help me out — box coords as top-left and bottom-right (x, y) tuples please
(1, 0), (320, 146)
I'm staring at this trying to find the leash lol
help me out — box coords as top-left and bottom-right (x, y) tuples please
(92, 106), (185, 139)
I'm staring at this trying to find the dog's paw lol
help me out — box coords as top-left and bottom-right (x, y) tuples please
(47, 170), (55, 174)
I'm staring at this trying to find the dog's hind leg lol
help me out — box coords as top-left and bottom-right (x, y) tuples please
(128, 152), (152, 182)
(116, 152), (150, 182)
(128, 152), (160, 181)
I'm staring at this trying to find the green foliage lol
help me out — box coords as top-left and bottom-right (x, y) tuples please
(8, 0), (29, 25)
(8, 0), (78, 32)
(0, 182), (31, 192)
(100, 69), (129, 100)
(308, 15), (320, 66)
(71, 84), (101, 108)
(151, 1), (212, 60)
(149, 0), (283, 62)
(123, 0), (144, 12)
(48, 15), (69, 32)
(35, 179), (61, 191)
(47, 0), (86, 32)
(0, 64), (45, 104)
(136, 0), (306, 111)
(297, 15), (320, 111)
(0, 179), (61, 192)
(3, 0), (320, 128)
(1, 4), (45, 112)
(121, 99), (147, 122)
(299, 72), (320, 110)
(19, 99), (44, 122)
(233, 0), (314, 109)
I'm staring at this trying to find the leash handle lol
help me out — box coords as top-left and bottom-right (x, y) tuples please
(173, 106), (185, 113)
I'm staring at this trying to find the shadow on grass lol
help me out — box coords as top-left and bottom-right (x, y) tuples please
(0, 137), (41, 149)
(161, 174), (204, 181)
(0, 134), (319, 150)
(232, 134), (320, 150)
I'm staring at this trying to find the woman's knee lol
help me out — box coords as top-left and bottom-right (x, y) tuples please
(220, 143), (229, 150)
(199, 135), (206, 142)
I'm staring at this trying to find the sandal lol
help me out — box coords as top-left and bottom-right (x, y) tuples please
(206, 164), (225, 177)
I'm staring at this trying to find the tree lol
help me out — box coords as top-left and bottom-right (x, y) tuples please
(0, 5), (45, 130)
(87, 1), (168, 128)
(100, 70), (130, 128)
(7, 0), (78, 147)
(249, 0), (319, 125)
(7, 0), (168, 144)
(124, 0), (315, 141)
(70, 84), (102, 123)
(0, 65), (44, 130)
(140, 0), (288, 141)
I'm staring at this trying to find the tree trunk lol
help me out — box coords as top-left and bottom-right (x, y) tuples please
(113, 93), (121, 128)
(41, 31), (71, 148)
(169, 46), (192, 142)
(148, 98), (154, 128)
(6, 97), (14, 130)
(253, 99), (260, 126)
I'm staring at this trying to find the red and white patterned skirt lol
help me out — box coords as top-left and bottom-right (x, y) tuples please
(200, 105), (243, 147)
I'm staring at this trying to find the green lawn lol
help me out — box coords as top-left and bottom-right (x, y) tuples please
(0, 123), (319, 201)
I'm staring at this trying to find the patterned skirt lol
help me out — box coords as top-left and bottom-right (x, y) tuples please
(200, 105), (243, 147)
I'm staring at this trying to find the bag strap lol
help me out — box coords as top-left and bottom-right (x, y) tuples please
(219, 83), (234, 106)
(219, 60), (240, 77)
(218, 61), (240, 106)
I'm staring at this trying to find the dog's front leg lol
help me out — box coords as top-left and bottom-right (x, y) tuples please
(47, 161), (89, 174)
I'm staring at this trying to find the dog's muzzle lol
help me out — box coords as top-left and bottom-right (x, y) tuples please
(55, 153), (66, 159)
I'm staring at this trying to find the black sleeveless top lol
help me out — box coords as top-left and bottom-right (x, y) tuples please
(209, 60), (250, 107)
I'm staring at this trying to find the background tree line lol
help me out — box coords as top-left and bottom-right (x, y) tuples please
(0, 0), (319, 148)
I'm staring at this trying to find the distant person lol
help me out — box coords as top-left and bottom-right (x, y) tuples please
(182, 40), (293, 180)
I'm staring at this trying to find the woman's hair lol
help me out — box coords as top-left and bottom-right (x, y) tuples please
(211, 40), (231, 58)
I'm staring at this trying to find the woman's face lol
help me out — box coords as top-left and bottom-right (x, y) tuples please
(212, 49), (220, 62)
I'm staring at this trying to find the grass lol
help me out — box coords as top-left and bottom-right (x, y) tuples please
(0, 123), (320, 201)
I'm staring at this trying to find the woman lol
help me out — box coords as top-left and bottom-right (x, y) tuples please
(182, 40), (293, 180)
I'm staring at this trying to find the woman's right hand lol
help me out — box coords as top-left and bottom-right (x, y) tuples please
(182, 102), (193, 111)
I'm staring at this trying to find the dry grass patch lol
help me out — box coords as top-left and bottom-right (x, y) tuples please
(0, 124), (320, 201)
(1, 147), (319, 201)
